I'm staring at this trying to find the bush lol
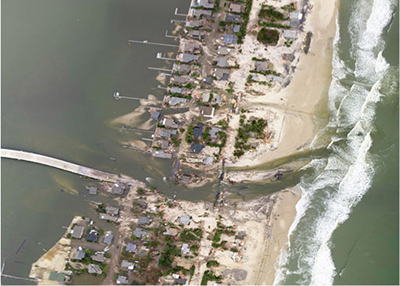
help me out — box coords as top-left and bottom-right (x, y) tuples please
(257, 28), (280, 46)
(206, 260), (220, 268)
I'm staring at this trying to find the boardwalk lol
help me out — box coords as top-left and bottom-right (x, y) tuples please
(1, 149), (141, 186)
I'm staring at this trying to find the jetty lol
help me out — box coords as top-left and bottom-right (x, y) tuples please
(0, 148), (140, 185)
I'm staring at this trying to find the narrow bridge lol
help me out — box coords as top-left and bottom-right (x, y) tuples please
(1, 148), (141, 186)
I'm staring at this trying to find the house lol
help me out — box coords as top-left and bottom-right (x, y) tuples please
(203, 76), (213, 85)
(105, 206), (119, 216)
(189, 30), (205, 40)
(163, 228), (179, 236)
(225, 14), (241, 23)
(282, 53), (295, 62)
(212, 94), (224, 104)
(175, 64), (191, 74)
(214, 68), (230, 80)
(138, 217), (152, 225)
(199, 106), (215, 118)
(191, 9), (212, 18)
(209, 127), (220, 139)
(267, 74), (283, 82)
(289, 11), (302, 28)
(86, 230), (99, 242)
(181, 175), (191, 184)
(150, 110), (160, 120)
(193, 0), (214, 9)
(121, 260), (135, 270)
(159, 139), (170, 150)
(255, 61), (269, 72)
(74, 248), (86, 260)
(201, 92), (210, 103)
(190, 144), (205, 153)
(116, 275), (129, 284)
(283, 30), (297, 40)
(214, 56), (228, 67)
(99, 213), (118, 222)
(179, 215), (191, 225)
(111, 183), (125, 195)
(161, 117), (179, 129)
(193, 123), (204, 138)
(91, 252), (106, 263)
(179, 53), (199, 63)
(126, 243), (137, 253)
(168, 97), (187, 106)
(170, 86), (188, 95)
(133, 227), (147, 239)
(88, 264), (102, 275)
(181, 243), (190, 255)
(175, 278), (187, 285)
(230, 3), (243, 13)
(49, 272), (67, 283)
(233, 24), (241, 33)
(172, 75), (189, 84)
(236, 231), (247, 240)
(134, 200), (148, 209)
(71, 225), (84, 239)
(103, 231), (114, 245)
(182, 41), (200, 53)
(217, 46), (230, 55)
(203, 156), (214, 165)
(85, 186), (98, 195)
(223, 34), (237, 45)
(159, 129), (177, 138)
(185, 20), (203, 28)
(152, 150), (173, 159)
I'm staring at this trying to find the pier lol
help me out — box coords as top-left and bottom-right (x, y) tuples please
(0, 149), (139, 185)
(128, 39), (178, 48)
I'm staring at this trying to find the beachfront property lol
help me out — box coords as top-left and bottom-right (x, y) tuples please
(71, 225), (84, 239)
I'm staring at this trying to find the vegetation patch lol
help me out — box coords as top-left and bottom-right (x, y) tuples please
(257, 28), (280, 46)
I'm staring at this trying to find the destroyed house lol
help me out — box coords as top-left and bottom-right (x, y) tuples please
(223, 34), (237, 44)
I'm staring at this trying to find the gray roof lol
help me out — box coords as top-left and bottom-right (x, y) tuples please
(209, 127), (220, 139)
(85, 186), (98, 195)
(181, 243), (190, 255)
(203, 76), (213, 85)
(223, 34), (237, 44)
(168, 97), (187, 106)
(191, 9), (212, 18)
(290, 11), (302, 20)
(126, 243), (137, 253)
(199, 106), (215, 118)
(193, 122), (204, 138)
(193, 0), (214, 9)
(233, 24), (241, 33)
(170, 86), (188, 95)
(99, 213), (118, 222)
(116, 275), (129, 284)
(172, 75), (189, 84)
(203, 156), (214, 165)
(201, 93), (210, 102)
(283, 30), (296, 39)
(175, 64), (191, 74)
(138, 217), (152, 225)
(290, 19), (300, 28)
(71, 225), (84, 239)
(180, 53), (199, 63)
(133, 227), (147, 239)
(212, 94), (223, 104)
(86, 230), (99, 242)
(182, 41), (200, 53)
(225, 14), (241, 22)
(217, 46), (230, 55)
(152, 150), (173, 159)
(175, 278), (187, 285)
(230, 3), (242, 13)
(159, 128), (177, 138)
(105, 206), (119, 215)
(111, 184), (125, 195)
(88, 264), (102, 274)
(121, 260), (135, 270)
(190, 144), (205, 153)
(214, 68), (230, 80)
(267, 75), (283, 82)
(159, 139), (170, 150)
(150, 110), (160, 120)
(186, 20), (203, 28)
(189, 30), (205, 39)
(74, 249), (86, 260)
(91, 252), (106, 263)
(103, 232), (114, 244)
(214, 57), (228, 67)
(161, 117), (179, 129)
(255, 61), (269, 72)
(179, 215), (191, 225)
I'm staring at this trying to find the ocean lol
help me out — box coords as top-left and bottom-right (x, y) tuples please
(1, 0), (398, 285)
(274, 0), (399, 284)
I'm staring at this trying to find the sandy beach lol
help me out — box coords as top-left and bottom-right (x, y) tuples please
(229, 0), (338, 168)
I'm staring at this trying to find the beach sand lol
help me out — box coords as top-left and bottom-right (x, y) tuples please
(230, 0), (338, 168)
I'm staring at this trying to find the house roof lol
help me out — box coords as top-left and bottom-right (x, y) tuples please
(121, 260), (135, 270)
(209, 127), (220, 138)
(217, 46), (230, 55)
(185, 20), (203, 28)
(74, 249), (86, 260)
(181, 243), (190, 255)
(172, 75), (189, 84)
(116, 275), (129, 284)
(225, 14), (241, 23)
(255, 61), (269, 72)
(105, 206), (119, 215)
(191, 9), (212, 18)
(283, 30), (297, 39)
(214, 56), (228, 67)
(267, 74), (283, 82)
(162, 117), (179, 129)
(233, 24), (241, 33)
(199, 106), (215, 118)
(49, 272), (66, 283)
(163, 228), (179, 236)
(193, 122), (204, 138)
(168, 97), (187, 106)
(189, 30), (205, 39)
(111, 184), (125, 195)
(175, 278), (187, 285)
(85, 186), (98, 195)
(214, 68), (230, 80)
(290, 11), (303, 20)
(201, 92), (210, 102)
(190, 144), (205, 153)
(223, 34), (237, 44)
(193, 0), (214, 9)
(86, 230), (99, 242)
(159, 129), (177, 138)
(203, 156), (214, 165)
(182, 41), (200, 53)
(99, 213), (118, 222)
(180, 53), (199, 63)
(203, 76), (213, 85)
(230, 3), (242, 13)
(88, 264), (102, 274)
(150, 110), (160, 120)
(103, 232), (114, 244)
(71, 225), (84, 239)
(138, 217), (152, 225)
(126, 243), (137, 253)
(91, 252), (106, 263)
(133, 227), (147, 238)
(179, 215), (191, 225)
(175, 64), (191, 74)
